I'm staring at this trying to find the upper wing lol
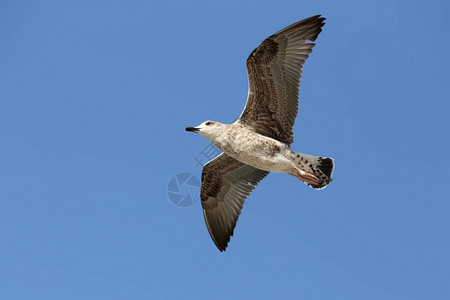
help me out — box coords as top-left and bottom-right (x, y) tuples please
(201, 153), (269, 251)
(238, 15), (325, 144)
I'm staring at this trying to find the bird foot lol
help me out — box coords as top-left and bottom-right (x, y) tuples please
(290, 167), (321, 186)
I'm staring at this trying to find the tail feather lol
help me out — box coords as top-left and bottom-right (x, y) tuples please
(317, 157), (334, 179)
(288, 151), (334, 189)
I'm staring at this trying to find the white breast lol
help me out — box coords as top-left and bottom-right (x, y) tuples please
(213, 126), (292, 173)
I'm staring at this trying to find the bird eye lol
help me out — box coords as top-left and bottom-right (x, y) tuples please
(205, 122), (211, 126)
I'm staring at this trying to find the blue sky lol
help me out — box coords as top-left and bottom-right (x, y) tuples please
(1, 0), (449, 299)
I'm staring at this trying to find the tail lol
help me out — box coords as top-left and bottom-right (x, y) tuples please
(288, 151), (334, 189)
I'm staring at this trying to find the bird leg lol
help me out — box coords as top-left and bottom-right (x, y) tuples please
(290, 166), (321, 186)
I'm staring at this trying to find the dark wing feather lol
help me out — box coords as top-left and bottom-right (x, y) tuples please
(201, 153), (269, 251)
(238, 15), (326, 144)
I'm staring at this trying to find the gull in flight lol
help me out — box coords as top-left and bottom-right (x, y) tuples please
(186, 15), (334, 251)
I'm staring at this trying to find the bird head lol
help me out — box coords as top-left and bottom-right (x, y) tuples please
(185, 120), (224, 140)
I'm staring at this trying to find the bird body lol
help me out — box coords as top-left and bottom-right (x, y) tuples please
(188, 120), (333, 188)
(185, 15), (334, 251)
(203, 122), (290, 173)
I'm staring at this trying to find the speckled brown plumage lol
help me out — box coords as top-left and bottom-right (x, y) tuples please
(239, 15), (325, 144)
(201, 154), (269, 251)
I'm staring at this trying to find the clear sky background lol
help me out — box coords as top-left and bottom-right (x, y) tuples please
(1, 1), (449, 299)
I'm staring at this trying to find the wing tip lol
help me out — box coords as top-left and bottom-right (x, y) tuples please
(203, 207), (233, 252)
(271, 14), (326, 43)
(212, 233), (230, 252)
(217, 243), (228, 252)
(309, 14), (327, 23)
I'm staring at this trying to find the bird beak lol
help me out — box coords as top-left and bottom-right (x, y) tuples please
(185, 127), (200, 133)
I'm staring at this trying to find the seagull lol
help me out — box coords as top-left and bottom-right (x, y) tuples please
(186, 15), (334, 251)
